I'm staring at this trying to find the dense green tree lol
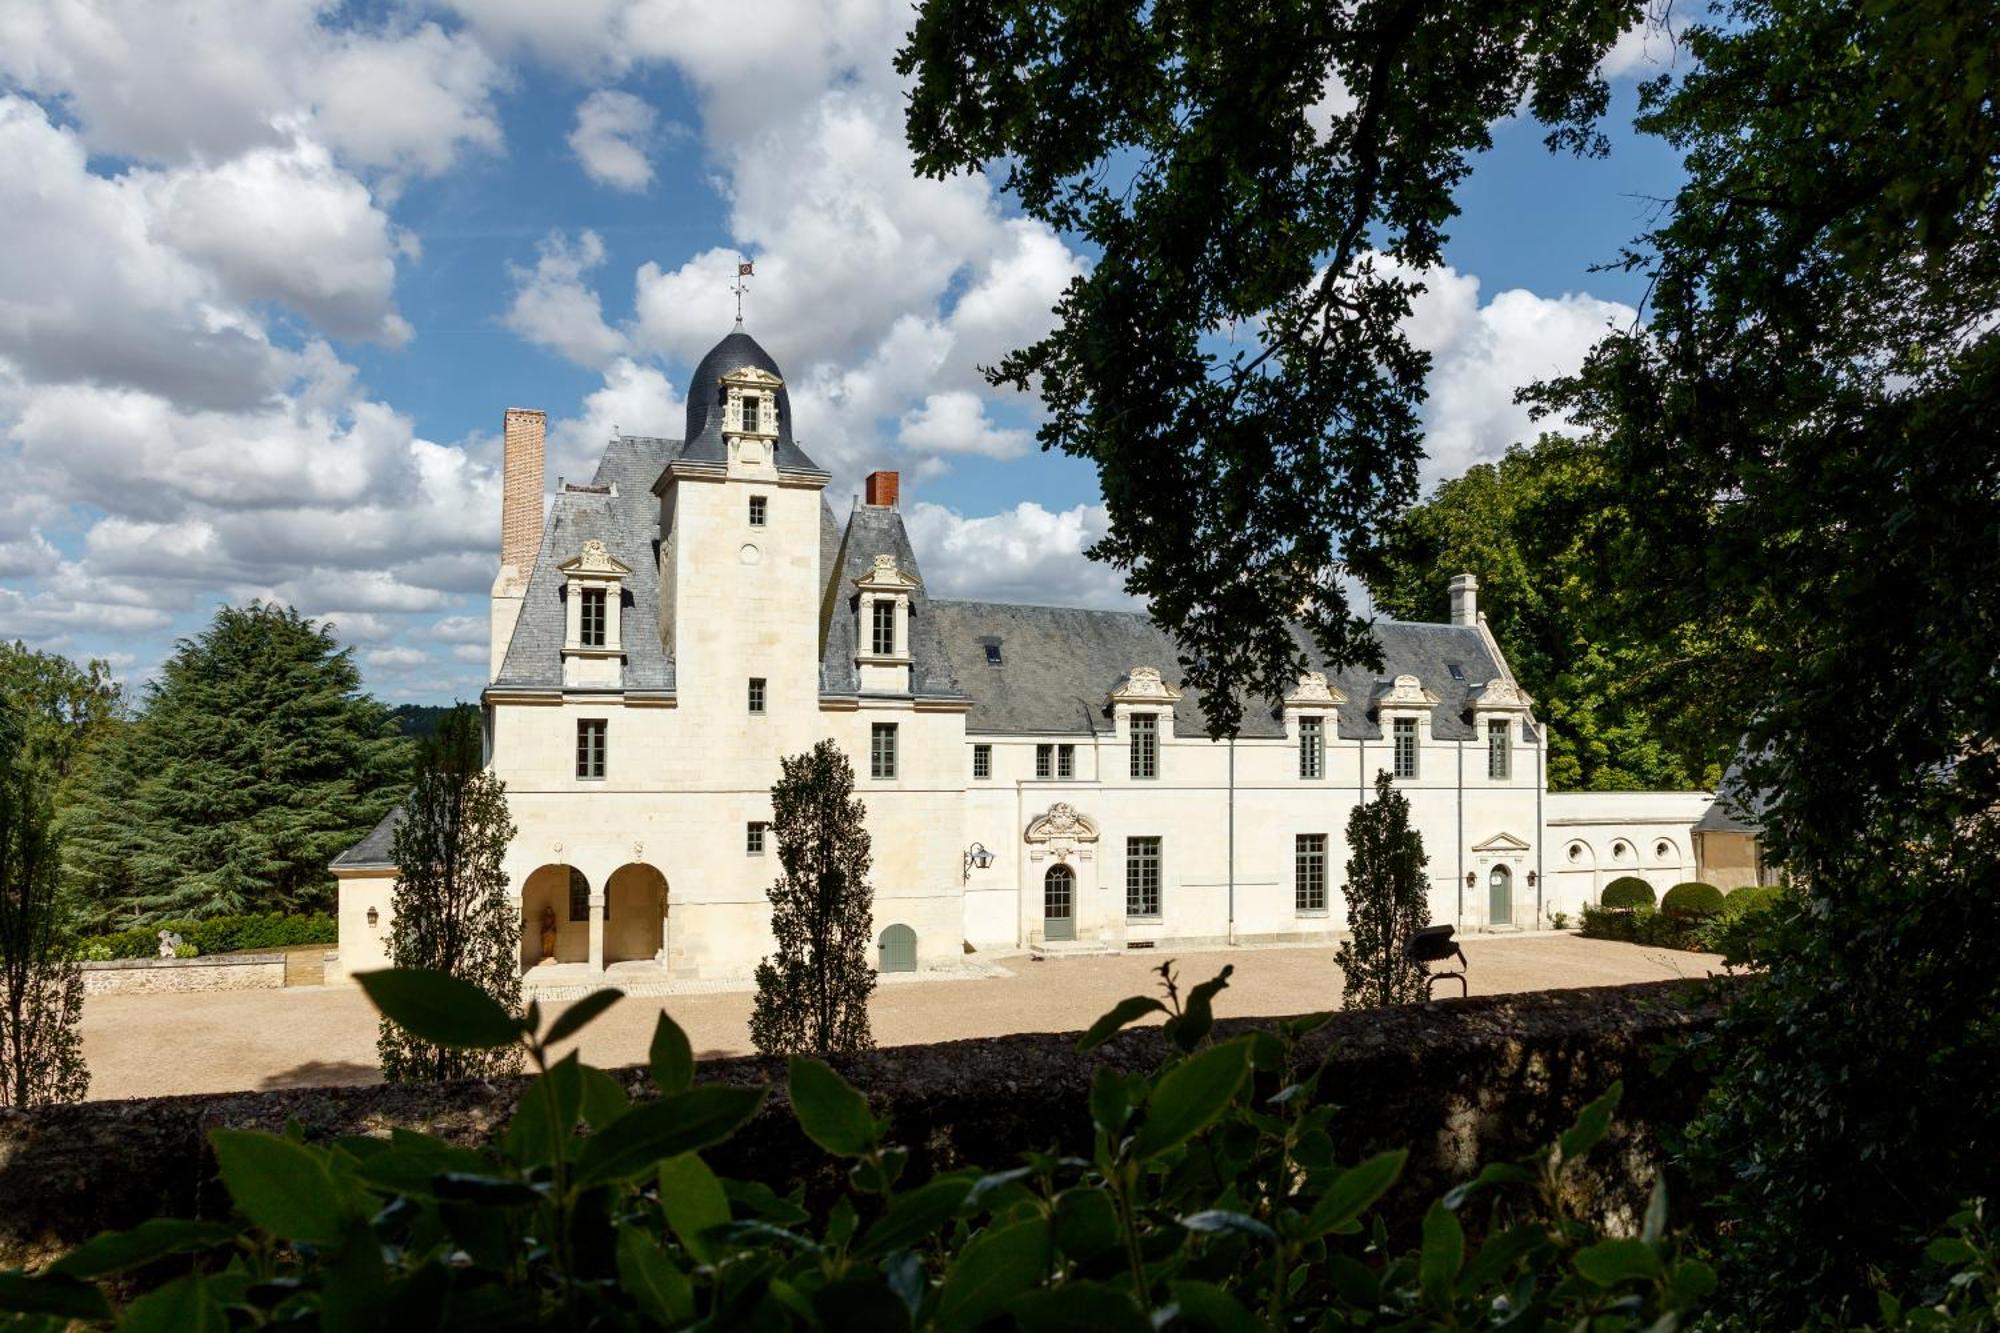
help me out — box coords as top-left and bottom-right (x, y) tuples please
(64, 603), (409, 925)
(1529, 0), (2000, 1317)
(750, 740), (876, 1056)
(378, 705), (522, 1083)
(898, 0), (1645, 734)
(1333, 770), (1431, 1008)
(0, 643), (125, 785)
(0, 712), (87, 1107)
(1356, 434), (1753, 789)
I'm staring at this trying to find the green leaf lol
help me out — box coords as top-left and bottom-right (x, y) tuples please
(543, 987), (623, 1045)
(787, 1056), (879, 1157)
(1088, 1065), (1136, 1135)
(1441, 1160), (1531, 1211)
(1303, 1148), (1408, 1236)
(1574, 1237), (1661, 1286)
(1075, 995), (1166, 1051)
(1168, 965), (1233, 1052)
(934, 1217), (1050, 1331)
(1641, 1177), (1668, 1244)
(431, 1174), (544, 1207)
(1926, 1236), (1980, 1266)
(1179, 1210), (1277, 1241)
(1053, 1187), (1122, 1262)
(1007, 1280), (1151, 1333)
(574, 1084), (766, 1187)
(649, 1010), (694, 1094)
(356, 968), (521, 1050)
(616, 1225), (694, 1325)
(1557, 1081), (1622, 1164)
(504, 1052), (584, 1165)
(856, 1177), (975, 1258)
(49, 1218), (237, 1279)
(1167, 1279), (1270, 1333)
(579, 1065), (630, 1129)
(1419, 1201), (1464, 1309)
(1131, 1038), (1251, 1160)
(659, 1152), (731, 1263)
(210, 1129), (349, 1244)
(119, 1275), (225, 1333)
(0, 1270), (112, 1320)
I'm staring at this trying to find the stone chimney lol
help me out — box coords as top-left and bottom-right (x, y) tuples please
(491, 407), (547, 679)
(864, 470), (899, 508)
(1448, 572), (1479, 627)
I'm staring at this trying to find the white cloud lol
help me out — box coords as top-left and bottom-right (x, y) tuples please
(1599, 6), (1687, 80)
(569, 89), (658, 191)
(503, 231), (629, 369)
(546, 357), (685, 482)
(904, 500), (1135, 609)
(364, 645), (431, 669)
(897, 392), (1032, 461)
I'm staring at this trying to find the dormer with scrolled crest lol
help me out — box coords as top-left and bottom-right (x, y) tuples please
(719, 365), (782, 475)
(855, 553), (919, 693)
(558, 538), (632, 688)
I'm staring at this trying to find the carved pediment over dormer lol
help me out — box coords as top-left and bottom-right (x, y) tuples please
(720, 365), (783, 388)
(1284, 671), (1347, 710)
(1374, 674), (1440, 708)
(1025, 801), (1101, 844)
(1471, 678), (1534, 711)
(1110, 666), (1183, 707)
(854, 552), (921, 593)
(557, 539), (632, 580)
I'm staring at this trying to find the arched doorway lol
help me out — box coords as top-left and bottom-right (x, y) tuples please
(521, 865), (590, 969)
(1044, 863), (1076, 942)
(604, 864), (667, 965)
(878, 924), (917, 973)
(1488, 864), (1513, 926)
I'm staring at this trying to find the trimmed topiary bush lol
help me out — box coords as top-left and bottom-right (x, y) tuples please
(1721, 884), (1785, 918)
(1662, 881), (1726, 920)
(1600, 876), (1656, 910)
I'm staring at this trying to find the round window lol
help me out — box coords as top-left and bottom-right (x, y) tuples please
(1655, 840), (1672, 859)
(1567, 843), (1584, 863)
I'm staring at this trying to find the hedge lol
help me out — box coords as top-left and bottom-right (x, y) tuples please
(1579, 904), (1705, 951)
(81, 912), (337, 961)
(1600, 876), (1657, 910)
(1662, 881), (1726, 919)
(1722, 884), (1786, 918)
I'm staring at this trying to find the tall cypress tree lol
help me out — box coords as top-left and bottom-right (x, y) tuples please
(64, 603), (408, 924)
(0, 710), (87, 1107)
(377, 705), (522, 1083)
(1334, 770), (1432, 1009)
(750, 740), (876, 1056)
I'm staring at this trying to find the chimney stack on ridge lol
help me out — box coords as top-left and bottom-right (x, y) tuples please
(1448, 572), (1479, 627)
(491, 407), (547, 679)
(864, 471), (900, 508)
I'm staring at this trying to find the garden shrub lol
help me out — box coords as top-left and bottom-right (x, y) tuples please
(79, 913), (336, 961)
(1661, 882), (1725, 920)
(1600, 876), (1657, 910)
(1720, 885), (1784, 918)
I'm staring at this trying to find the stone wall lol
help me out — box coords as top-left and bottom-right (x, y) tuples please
(0, 978), (1729, 1269)
(78, 954), (287, 996)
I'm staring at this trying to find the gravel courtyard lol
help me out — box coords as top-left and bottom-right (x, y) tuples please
(79, 934), (1725, 1102)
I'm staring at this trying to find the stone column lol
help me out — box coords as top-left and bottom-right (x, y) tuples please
(588, 893), (606, 972)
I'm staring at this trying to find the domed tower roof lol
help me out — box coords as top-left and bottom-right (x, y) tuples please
(677, 327), (822, 476)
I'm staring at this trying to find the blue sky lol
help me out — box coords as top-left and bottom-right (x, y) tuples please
(0, 1), (1686, 704)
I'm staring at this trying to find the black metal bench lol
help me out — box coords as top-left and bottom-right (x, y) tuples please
(1406, 924), (1468, 1000)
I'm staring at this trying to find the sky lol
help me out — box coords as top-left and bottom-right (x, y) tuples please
(0, 1), (1687, 705)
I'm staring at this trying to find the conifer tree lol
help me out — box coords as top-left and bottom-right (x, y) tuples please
(64, 603), (408, 924)
(750, 740), (875, 1056)
(1334, 770), (1432, 1009)
(377, 705), (522, 1082)
(0, 711), (87, 1107)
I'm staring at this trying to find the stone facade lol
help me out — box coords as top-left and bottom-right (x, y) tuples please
(79, 954), (287, 996)
(332, 327), (1716, 986)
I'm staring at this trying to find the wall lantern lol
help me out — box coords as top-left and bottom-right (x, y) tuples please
(1526, 871), (1538, 888)
(1465, 871), (1477, 889)
(366, 907), (380, 929)
(962, 842), (996, 881)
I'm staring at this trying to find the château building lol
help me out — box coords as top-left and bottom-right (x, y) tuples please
(331, 327), (1716, 985)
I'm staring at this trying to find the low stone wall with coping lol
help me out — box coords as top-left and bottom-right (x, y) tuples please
(0, 977), (1731, 1269)
(79, 954), (288, 996)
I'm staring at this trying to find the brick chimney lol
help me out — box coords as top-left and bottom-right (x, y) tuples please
(864, 470), (899, 508)
(491, 407), (547, 679)
(1448, 572), (1479, 627)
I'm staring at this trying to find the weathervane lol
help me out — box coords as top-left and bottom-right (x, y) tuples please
(731, 260), (753, 328)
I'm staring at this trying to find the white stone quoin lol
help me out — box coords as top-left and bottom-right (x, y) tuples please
(330, 329), (1716, 985)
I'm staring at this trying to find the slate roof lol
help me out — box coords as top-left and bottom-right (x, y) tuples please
(1693, 758), (1768, 834)
(925, 600), (1509, 739)
(820, 503), (965, 700)
(332, 804), (403, 871)
(493, 434), (678, 692)
(677, 329), (825, 476)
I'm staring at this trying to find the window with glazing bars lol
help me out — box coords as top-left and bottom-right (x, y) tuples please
(972, 744), (991, 779)
(1036, 744), (1053, 779)
(579, 587), (606, 647)
(1392, 716), (1418, 779)
(1487, 718), (1510, 780)
(1295, 834), (1328, 913)
(737, 394), (761, 432)
(568, 868), (589, 922)
(1130, 713), (1158, 779)
(871, 600), (896, 656)
(746, 822), (767, 854)
(748, 677), (766, 714)
(576, 719), (606, 779)
(1126, 837), (1162, 918)
(1299, 716), (1324, 779)
(748, 495), (767, 526)
(870, 722), (897, 779)
(1057, 744), (1075, 779)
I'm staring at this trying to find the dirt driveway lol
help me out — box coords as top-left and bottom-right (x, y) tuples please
(79, 934), (1724, 1102)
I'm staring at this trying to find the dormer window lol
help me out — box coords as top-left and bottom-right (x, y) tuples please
(736, 394), (763, 433)
(853, 552), (919, 693)
(558, 539), (632, 687)
(579, 587), (607, 648)
(871, 599), (896, 656)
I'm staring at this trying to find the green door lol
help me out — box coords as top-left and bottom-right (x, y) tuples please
(1488, 865), (1513, 926)
(878, 924), (917, 973)
(1044, 865), (1076, 942)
